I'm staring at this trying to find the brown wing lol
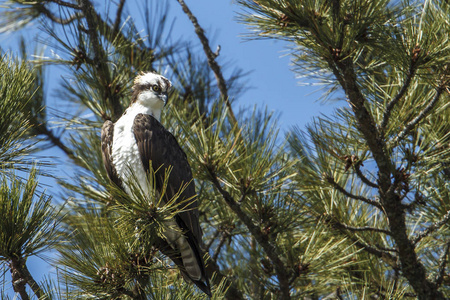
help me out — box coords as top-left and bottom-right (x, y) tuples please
(101, 120), (123, 189)
(132, 114), (200, 237)
(132, 113), (202, 241)
(133, 114), (210, 295)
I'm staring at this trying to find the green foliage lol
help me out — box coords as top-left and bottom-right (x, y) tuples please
(1, 0), (450, 299)
(0, 167), (58, 260)
(0, 55), (40, 172)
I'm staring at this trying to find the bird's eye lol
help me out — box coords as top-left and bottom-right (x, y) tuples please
(152, 85), (161, 93)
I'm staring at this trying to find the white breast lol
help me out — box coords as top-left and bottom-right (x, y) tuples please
(111, 106), (151, 198)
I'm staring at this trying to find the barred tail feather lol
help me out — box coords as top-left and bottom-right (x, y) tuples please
(157, 236), (211, 297)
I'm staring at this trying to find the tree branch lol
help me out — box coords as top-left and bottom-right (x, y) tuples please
(324, 216), (397, 264)
(393, 85), (445, 145)
(413, 209), (450, 245)
(33, 123), (89, 168)
(77, 0), (122, 120)
(213, 230), (231, 262)
(10, 257), (44, 300)
(207, 168), (291, 300)
(332, 221), (391, 235)
(325, 175), (383, 210)
(329, 56), (445, 299)
(328, 59), (391, 179)
(10, 265), (29, 300)
(205, 228), (221, 252)
(435, 240), (450, 287)
(381, 63), (416, 130)
(354, 161), (378, 188)
(176, 0), (238, 125)
(38, 5), (83, 24)
(112, 0), (126, 37)
(347, 233), (397, 266)
(205, 255), (245, 300)
(46, 0), (81, 9)
(35, 125), (76, 160)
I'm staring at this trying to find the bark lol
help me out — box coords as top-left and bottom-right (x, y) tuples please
(330, 57), (445, 300)
(10, 256), (44, 300)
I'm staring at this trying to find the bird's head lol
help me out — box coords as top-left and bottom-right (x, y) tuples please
(131, 72), (172, 111)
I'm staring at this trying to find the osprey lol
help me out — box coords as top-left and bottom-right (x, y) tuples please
(101, 72), (211, 296)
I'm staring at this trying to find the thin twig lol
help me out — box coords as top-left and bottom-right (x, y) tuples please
(78, 0), (123, 119)
(35, 124), (81, 163)
(325, 175), (383, 210)
(176, 0), (237, 125)
(47, 0), (81, 9)
(413, 209), (450, 245)
(393, 86), (444, 145)
(39, 5), (83, 24)
(381, 64), (416, 130)
(213, 231), (230, 261)
(324, 217), (397, 261)
(354, 161), (378, 188)
(373, 243), (398, 253)
(113, 0), (126, 37)
(205, 255), (245, 300)
(348, 235), (397, 265)
(332, 221), (391, 235)
(205, 229), (221, 251)
(207, 168), (291, 300)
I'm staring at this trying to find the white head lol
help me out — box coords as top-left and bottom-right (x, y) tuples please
(130, 72), (172, 120)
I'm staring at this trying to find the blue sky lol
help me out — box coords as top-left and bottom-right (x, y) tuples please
(1, 0), (343, 296)
(167, 0), (342, 130)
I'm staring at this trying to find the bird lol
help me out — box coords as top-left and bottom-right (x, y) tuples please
(101, 71), (211, 296)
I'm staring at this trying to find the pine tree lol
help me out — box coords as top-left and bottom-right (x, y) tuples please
(0, 0), (449, 299)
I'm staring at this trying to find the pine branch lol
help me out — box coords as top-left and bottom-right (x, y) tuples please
(323, 216), (397, 264)
(354, 161), (378, 188)
(46, 0), (81, 9)
(38, 5), (83, 24)
(413, 209), (450, 245)
(207, 168), (292, 300)
(35, 125), (77, 160)
(332, 221), (391, 235)
(205, 256), (245, 300)
(10, 257), (44, 300)
(10, 264), (29, 300)
(348, 234), (397, 265)
(213, 230), (231, 262)
(381, 63), (416, 130)
(176, 0), (238, 125)
(384, 203), (444, 299)
(77, 0), (122, 120)
(325, 175), (383, 210)
(393, 85), (445, 145)
(112, 0), (126, 37)
(329, 58), (391, 180)
(435, 240), (450, 287)
(329, 57), (445, 300)
(205, 229), (221, 251)
(32, 122), (90, 169)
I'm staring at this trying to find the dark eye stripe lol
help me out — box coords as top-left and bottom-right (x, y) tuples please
(137, 82), (166, 93)
(134, 83), (151, 92)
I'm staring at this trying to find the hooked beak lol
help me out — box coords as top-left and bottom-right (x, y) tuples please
(159, 92), (168, 106)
